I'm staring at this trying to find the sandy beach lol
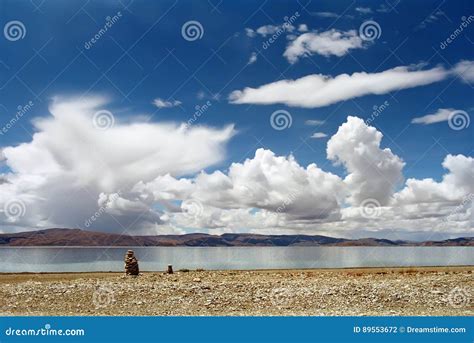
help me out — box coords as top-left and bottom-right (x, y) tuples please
(0, 266), (472, 316)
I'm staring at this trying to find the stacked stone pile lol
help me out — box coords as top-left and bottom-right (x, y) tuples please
(124, 250), (139, 276)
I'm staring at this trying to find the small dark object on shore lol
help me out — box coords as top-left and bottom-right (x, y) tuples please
(124, 250), (139, 276)
(179, 268), (190, 273)
(167, 264), (174, 274)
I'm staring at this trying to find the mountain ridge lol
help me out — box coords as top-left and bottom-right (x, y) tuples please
(0, 228), (472, 247)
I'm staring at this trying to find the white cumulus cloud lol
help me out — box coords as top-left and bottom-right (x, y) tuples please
(327, 116), (405, 205)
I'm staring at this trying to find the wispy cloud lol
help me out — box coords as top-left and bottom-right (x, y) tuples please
(153, 98), (182, 108)
(230, 64), (451, 108)
(451, 60), (474, 83)
(245, 23), (295, 38)
(311, 11), (354, 19)
(311, 132), (328, 138)
(355, 7), (373, 14)
(297, 24), (308, 32)
(284, 29), (365, 63)
(411, 108), (454, 124)
(247, 52), (257, 65)
(305, 119), (325, 126)
(416, 9), (446, 30)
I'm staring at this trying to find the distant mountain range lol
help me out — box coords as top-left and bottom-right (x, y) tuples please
(0, 228), (472, 247)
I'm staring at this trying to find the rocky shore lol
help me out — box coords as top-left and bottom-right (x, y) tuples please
(0, 266), (472, 316)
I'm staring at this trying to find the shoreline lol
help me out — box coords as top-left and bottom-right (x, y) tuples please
(1, 265), (473, 274)
(0, 266), (472, 316)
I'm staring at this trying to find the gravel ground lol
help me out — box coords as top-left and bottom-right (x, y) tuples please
(0, 266), (472, 316)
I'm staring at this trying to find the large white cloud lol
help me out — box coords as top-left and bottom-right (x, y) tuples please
(0, 97), (234, 233)
(1, 101), (472, 239)
(229, 65), (449, 108)
(284, 29), (364, 63)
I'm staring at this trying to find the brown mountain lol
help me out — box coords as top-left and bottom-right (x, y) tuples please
(0, 228), (472, 247)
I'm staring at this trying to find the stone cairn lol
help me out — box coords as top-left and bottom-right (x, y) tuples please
(124, 250), (139, 276)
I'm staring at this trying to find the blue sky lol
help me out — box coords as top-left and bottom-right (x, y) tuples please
(0, 0), (473, 239)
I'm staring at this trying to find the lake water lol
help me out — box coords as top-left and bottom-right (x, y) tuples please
(0, 246), (472, 273)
